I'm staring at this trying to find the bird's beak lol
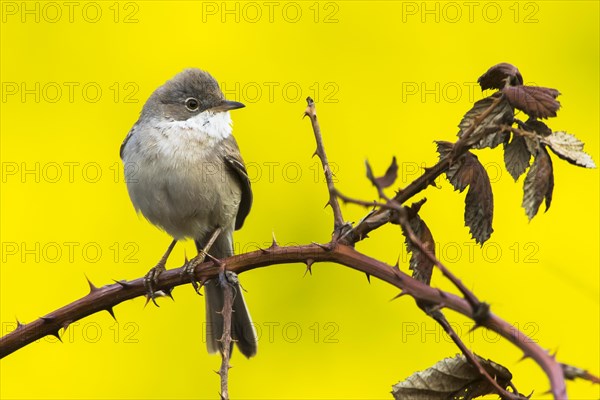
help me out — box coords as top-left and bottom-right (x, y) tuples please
(210, 100), (245, 112)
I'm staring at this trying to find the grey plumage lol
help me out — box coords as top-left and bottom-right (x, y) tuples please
(120, 68), (257, 358)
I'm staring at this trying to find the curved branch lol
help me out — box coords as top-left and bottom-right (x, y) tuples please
(0, 243), (569, 398)
(304, 97), (346, 233)
(430, 310), (524, 399)
(343, 95), (505, 245)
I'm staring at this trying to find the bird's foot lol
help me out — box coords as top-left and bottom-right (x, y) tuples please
(181, 249), (208, 294)
(144, 262), (167, 307)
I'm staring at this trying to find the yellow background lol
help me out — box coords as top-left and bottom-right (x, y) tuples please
(1, 1), (598, 399)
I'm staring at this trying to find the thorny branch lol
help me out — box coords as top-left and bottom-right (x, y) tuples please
(336, 190), (486, 318)
(338, 191), (510, 397)
(1, 243), (590, 398)
(341, 95), (505, 245)
(430, 310), (523, 400)
(304, 97), (347, 236)
(218, 271), (233, 400)
(1, 65), (597, 400)
(396, 207), (486, 321)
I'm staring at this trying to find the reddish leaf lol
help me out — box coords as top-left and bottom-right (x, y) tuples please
(522, 118), (552, 137)
(403, 199), (435, 286)
(522, 146), (554, 220)
(392, 354), (514, 400)
(545, 157), (554, 212)
(503, 134), (531, 181)
(503, 86), (561, 119)
(478, 63), (523, 90)
(366, 157), (398, 191)
(437, 142), (494, 244)
(458, 95), (513, 149)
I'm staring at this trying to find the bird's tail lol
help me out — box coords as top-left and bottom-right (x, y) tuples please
(199, 237), (258, 358)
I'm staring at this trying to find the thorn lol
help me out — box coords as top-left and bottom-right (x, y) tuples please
(113, 279), (131, 288)
(85, 275), (99, 293)
(205, 252), (223, 267)
(165, 287), (175, 300)
(324, 200), (331, 209)
(393, 257), (400, 270)
(49, 330), (62, 342)
(365, 273), (371, 283)
(518, 353), (531, 363)
(303, 259), (314, 277)
(40, 315), (55, 323)
(312, 242), (333, 251)
(312, 149), (318, 158)
(271, 231), (279, 248)
(105, 307), (117, 321)
(61, 320), (71, 332)
(390, 291), (407, 301)
(468, 323), (482, 334)
(16, 318), (24, 330)
(184, 252), (189, 264)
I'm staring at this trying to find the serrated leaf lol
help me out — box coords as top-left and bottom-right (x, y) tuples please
(503, 86), (561, 119)
(458, 96), (513, 149)
(542, 131), (596, 168)
(392, 354), (513, 400)
(366, 157), (398, 190)
(477, 63), (523, 90)
(522, 118), (552, 137)
(503, 134), (531, 181)
(522, 146), (554, 220)
(437, 142), (494, 244)
(524, 135), (540, 155)
(545, 160), (554, 211)
(403, 200), (435, 286)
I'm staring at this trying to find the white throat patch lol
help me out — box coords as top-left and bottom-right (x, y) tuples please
(156, 110), (233, 142)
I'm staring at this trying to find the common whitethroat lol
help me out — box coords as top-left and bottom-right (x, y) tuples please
(120, 68), (257, 358)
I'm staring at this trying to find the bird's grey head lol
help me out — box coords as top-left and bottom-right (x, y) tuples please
(141, 68), (244, 122)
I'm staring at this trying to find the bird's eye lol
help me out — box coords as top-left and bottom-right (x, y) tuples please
(185, 97), (199, 111)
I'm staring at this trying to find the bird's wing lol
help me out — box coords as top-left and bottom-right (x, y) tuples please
(223, 136), (253, 230)
(120, 122), (138, 160)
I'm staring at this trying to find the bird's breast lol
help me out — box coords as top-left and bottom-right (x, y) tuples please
(122, 118), (241, 240)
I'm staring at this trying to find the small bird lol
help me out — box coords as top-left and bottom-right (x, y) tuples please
(120, 68), (257, 358)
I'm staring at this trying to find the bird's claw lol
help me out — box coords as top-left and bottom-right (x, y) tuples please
(182, 250), (208, 294)
(144, 263), (166, 307)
